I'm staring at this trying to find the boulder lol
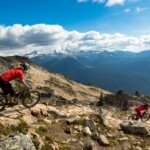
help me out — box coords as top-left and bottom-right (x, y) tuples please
(43, 118), (52, 124)
(83, 127), (92, 136)
(101, 109), (122, 128)
(31, 106), (42, 116)
(135, 146), (142, 150)
(85, 118), (97, 132)
(0, 133), (36, 150)
(22, 115), (37, 126)
(99, 134), (110, 146)
(106, 133), (114, 139)
(0, 117), (20, 128)
(3, 112), (21, 119)
(50, 142), (59, 150)
(67, 116), (81, 124)
(27, 128), (44, 150)
(84, 141), (97, 150)
(118, 137), (129, 141)
(31, 104), (50, 117)
(120, 121), (150, 136)
(64, 126), (72, 134)
(48, 106), (67, 117)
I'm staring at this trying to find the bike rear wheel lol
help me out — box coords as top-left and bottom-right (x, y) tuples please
(141, 112), (149, 123)
(22, 91), (40, 108)
(0, 93), (7, 111)
(128, 114), (137, 121)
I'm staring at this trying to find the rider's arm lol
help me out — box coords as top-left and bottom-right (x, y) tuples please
(21, 79), (30, 90)
(144, 106), (148, 112)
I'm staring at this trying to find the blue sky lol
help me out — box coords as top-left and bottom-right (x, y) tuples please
(0, 0), (149, 35)
(0, 0), (150, 55)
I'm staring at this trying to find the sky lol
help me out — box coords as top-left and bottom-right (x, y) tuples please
(0, 0), (150, 55)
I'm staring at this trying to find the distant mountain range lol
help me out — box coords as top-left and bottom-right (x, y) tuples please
(25, 50), (150, 94)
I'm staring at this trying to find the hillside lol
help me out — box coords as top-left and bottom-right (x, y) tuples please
(0, 56), (109, 101)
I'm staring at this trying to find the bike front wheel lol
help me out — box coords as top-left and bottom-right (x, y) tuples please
(22, 91), (40, 108)
(141, 113), (149, 123)
(0, 93), (7, 111)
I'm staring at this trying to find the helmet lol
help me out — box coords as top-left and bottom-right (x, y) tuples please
(144, 103), (149, 107)
(20, 61), (30, 71)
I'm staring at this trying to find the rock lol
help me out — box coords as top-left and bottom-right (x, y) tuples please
(120, 121), (150, 136)
(77, 125), (83, 132)
(44, 118), (52, 124)
(91, 133), (99, 141)
(134, 141), (141, 146)
(83, 127), (92, 136)
(0, 133), (36, 150)
(33, 124), (47, 130)
(64, 126), (72, 134)
(27, 127), (36, 136)
(53, 119), (60, 123)
(31, 106), (41, 116)
(135, 146), (142, 150)
(145, 146), (150, 150)
(85, 118), (96, 132)
(101, 108), (122, 128)
(84, 141), (97, 150)
(67, 138), (78, 143)
(22, 115), (37, 126)
(48, 106), (67, 117)
(74, 125), (79, 129)
(0, 117), (20, 127)
(99, 134), (110, 146)
(31, 104), (50, 117)
(50, 142), (59, 150)
(67, 116), (81, 124)
(20, 109), (31, 116)
(79, 140), (84, 146)
(4, 111), (21, 119)
(27, 128), (44, 149)
(106, 133), (114, 139)
(118, 137), (129, 141)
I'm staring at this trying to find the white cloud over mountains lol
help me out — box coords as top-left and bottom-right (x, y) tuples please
(77, 0), (141, 6)
(0, 24), (150, 56)
(78, 0), (127, 7)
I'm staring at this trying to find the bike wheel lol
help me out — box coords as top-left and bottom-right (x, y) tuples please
(141, 113), (149, 123)
(22, 91), (40, 108)
(0, 93), (7, 111)
(128, 114), (137, 121)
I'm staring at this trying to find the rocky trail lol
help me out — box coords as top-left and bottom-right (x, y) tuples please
(0, 98), (149, 150)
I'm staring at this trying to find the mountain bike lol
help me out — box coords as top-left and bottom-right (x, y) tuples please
(0, 88), (40, 111)
(128, 111), (150, 123)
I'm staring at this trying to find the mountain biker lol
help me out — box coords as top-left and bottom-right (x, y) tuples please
(0, 61), (30, 103)
(135, 103), (149, 120)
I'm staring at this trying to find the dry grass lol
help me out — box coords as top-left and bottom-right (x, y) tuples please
(28, 66), (110, 101)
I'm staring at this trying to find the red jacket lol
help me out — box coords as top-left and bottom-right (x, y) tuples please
(0, 67), (25, 83)
(135, 105), (148, 111)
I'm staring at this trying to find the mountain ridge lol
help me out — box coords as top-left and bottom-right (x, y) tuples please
(26, 50), (150, 94)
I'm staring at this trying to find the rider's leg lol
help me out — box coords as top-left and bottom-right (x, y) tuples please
(7, 83), (16, 103)
(2, 83), (15, 103)
(135, 108), (141, 120)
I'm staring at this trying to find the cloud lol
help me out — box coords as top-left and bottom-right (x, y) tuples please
(77, 0), (105, 3)
(135, 6), (146, 13)
(0, 24), (150, 56)
(77, 0), (126, 6)
(77, 0), (142, 7)
(77, 0), (88, 2)
(124, 8), (131, 13)
(106, 0), (126, 7)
